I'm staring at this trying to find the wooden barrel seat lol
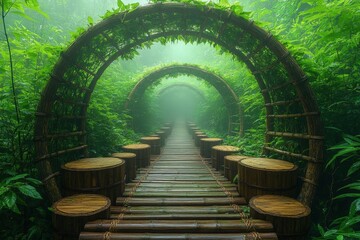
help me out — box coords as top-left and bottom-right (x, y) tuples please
(61, 158), (125, 204)
(250, 195), (311, 240)
(211, 145), (240, 171)
(140, 136), (161, 155)
(111, 152), (137, 182)
(238, 158), (298, 201)
(189, 126), (200, 136)
(160, 126), (171, 138)
(224, 155), (249, 182)
(193, 130), (204, 139)
(155, 131), (166, 146)
(195, 134), (207, 147)
(200, 138), (223, 158)
(122, 144), (151, 168)
(52, 194), (110, 240)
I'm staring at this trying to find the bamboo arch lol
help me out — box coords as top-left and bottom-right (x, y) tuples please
(34, 2), (323, 205)
(125, 64), (243, 135)
(158, 83), (205, 99)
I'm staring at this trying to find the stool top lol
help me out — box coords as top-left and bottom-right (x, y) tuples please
(197, 134), (208, 138)
(123, 143), (151, 150)
(149, 134), (160, 137)
(201, 138), (223, 142)
(112, 152), (136, 159)
(53, 194), (111, 216)
(195, 131), (204, 134)
(250, 195), (310, 217)
(225, 155), (249, 162)
(161, 127), (170, 130)
(239, 158), (297, 171)
(156, 131), (165, 135)
(141, 137), (160, 141)
(63, 157), (124, 171)
(212, 145), (240, 152)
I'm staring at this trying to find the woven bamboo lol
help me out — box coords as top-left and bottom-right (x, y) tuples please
(34, 2), (323, 206)
(125, 64), (244, 136)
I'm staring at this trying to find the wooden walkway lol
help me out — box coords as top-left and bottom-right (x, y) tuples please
(80, 123), (277, 239)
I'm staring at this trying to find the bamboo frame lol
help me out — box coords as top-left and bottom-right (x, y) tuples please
(34, 2), (323, 206)
(124, 64), (244, 136)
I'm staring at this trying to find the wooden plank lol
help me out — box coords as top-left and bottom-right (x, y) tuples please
(116, 197), (247, 206)
(110, 206), (243, 214)
(80, 232), (278, 240)
(84, 219), (274, 233)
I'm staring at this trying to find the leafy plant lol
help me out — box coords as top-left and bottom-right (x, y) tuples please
(313, 134), (360, 239)
(0, 163), (51, 239)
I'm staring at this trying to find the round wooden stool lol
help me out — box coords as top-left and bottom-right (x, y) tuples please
(52, 194), (110, 240)
(122, 144), (151, 168)
(250, 195), (311, 240)
(140, 136), (161, 155)
(211, 145), (240, 171)
(61, 158), (125, 204)
(195, 134), (207, 147)
(224, 155), (249, 182)
(238, 158), (298, 201)
(193, 130), (204, 139)
(190, 126), (200, 134)
(164, 122), (173, 129)
(200, 138), (223, 158)
(111, 152), (137, 182)
(155, 131), (166, 146)
(160, 126), (171, 138)
(187, 123), (196, 131)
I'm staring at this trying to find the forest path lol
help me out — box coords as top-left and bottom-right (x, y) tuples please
(80, 122), (277, 239)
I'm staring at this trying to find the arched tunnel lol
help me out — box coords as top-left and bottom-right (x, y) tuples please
(34, 2), (324, 239)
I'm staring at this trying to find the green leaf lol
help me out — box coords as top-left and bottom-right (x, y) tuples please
(2, 191), (20, 214)
(87, 16), (94, 26)
(334, 193), (360, 199)
(348, 161), (360, 176)
(4, 174), (28, 184)
(349, 199), (360, 216)
(339, 216), (360, 230)
(324, 229), (338, 237)
(117, 0), (125, 10)
(317, 224), (325, 236)
(336, 235), (344, 240)
(17, 185), (42, 200)
(339, 181), (360, 191)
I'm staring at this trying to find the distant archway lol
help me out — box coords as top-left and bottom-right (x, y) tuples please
(35, 2), (323, 205)
(158, 83), (205, 100)
(125, 64), (243, 135)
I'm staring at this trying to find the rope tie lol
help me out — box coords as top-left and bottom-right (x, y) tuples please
(109, 219), (120, 232)
(103, 231), (111, 240)
(199, 153), (261, 239)
(116, 155), (161, 219)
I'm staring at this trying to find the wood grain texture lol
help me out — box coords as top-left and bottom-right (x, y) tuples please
(250, 195), (310, 239)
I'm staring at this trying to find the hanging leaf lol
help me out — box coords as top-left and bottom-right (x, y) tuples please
(18, 185), (42, 200)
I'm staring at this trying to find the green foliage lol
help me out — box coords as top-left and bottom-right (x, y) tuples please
(312, 134), (360, 239)
(0, 163), (51, 239)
